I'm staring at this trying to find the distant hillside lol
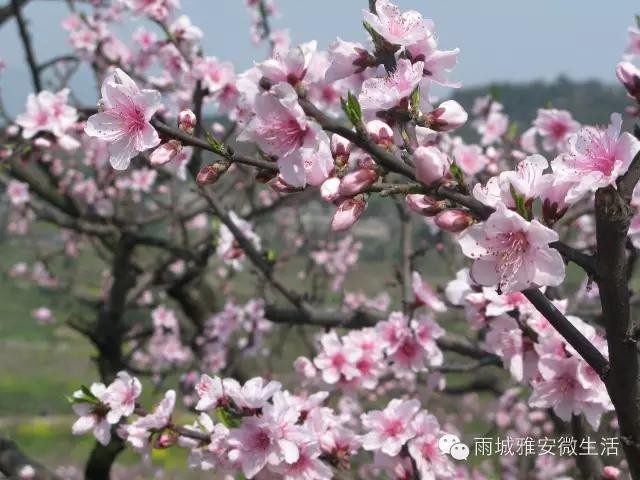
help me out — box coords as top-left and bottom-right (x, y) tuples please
(452, 76), (629, 128)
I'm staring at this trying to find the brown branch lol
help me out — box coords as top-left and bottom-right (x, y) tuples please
(151, 118), (278, 171)
(594, 184), (640, 477)
(11, 0), (41, 92)
(0, 437), (61, 480)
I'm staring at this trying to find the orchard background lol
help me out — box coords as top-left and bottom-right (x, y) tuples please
(1, 1), (640, 479)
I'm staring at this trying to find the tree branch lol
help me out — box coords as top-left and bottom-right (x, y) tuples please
(594, 184), (640, 477)
(11, 0), (41, 92)
(0, 437), (61, 480)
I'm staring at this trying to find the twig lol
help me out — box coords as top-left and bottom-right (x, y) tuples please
(11, 0), (41, 92)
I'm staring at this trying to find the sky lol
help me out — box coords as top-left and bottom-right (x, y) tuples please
(0, 0), (637, 113)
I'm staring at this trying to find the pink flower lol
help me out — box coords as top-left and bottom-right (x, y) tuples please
(616, 61), (640, 99)
(363, 0), (431, 47)
(458, 205), (565, 293)
(485, 315), (538, 382)
(414, 146), (450, 185)
(407, 38), (460, 88)
(71, 383), (111, 446)
(225, 377), (282, 410)
(7, 180), (29, 206)
(270, 441), (333, 480)
(625, 26), (640, 58)
(105, 371), (142, 424)
(553, 113), (640, 202)
(15, 89), (79, 149)
(32, 307), (54, 324)
(475, 110), (508, 146)
(325, 38), (369, 83)
(452, 143), (488, 176)
(216, 211), (261, 271)
(226, 418), (276, 477)
(194, 57), (236, 94)
(169, 15), (202, 43)
(533, 109), (580, 152)
(529, 356), (607, 428)
(257, 41), (317, 86)
(313, 331), (361, 384)
(407, 412), (455, 479)
(498, 154), (548, 208)
(359, 59), (424, 111)
(85, 68), (162, 170)
(122, 390), (176, 451)
(361, 398), (420, 455)
(411, 271), (446, 312)
(195, 374), (226, 411)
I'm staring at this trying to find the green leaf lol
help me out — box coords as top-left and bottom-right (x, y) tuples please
(340, 91), (363, 126)
(81, 385), (97, 400)
(215, 406), (242, 428)
(636, 14), (640, 28)
(410, 87), (421, 115)
(510, 184), (528, 219)
(206, 133), (229, 157)
(450, 161), (465, 185)
(362, 21), (383, 45)
(266, 249), (278, 264)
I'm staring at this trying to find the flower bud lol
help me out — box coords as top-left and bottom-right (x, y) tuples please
(414, 146), (449, 185)
(320, 177), (341, 202)
(270, 175), (302, 193)
(425, 100), (468, 132)
(150, 140), (182, 165)
(434, 209), (473, 233)
(155, 432), (178, 449)
(366, 120), (394, 147)
(603, 466), (621, 480)
(339, 168), (378, 196)
(331, 197), (366, 232)
(330, 134), (351, 166)
(196, 162), (229, 186)
(178, 109), (197, 134)
(33, 137), (51, 149)
(616, 61), (640, 99)
(405, 194), (444, 216)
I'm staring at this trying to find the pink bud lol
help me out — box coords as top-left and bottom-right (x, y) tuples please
(426, 100), (468, 132)
(331, 197), (366, 232)
(330, 134), (351, 156)
(405, 194), (444, 216)
(414, 146), (449, 185)
(366, 120), (394, 147)
(339, 169), (378, 196)
(320, 177), (341, 202)
(155, 432), (177, 449)
(603, 466), (621, 480)
(196, 164), (220, 185)
(150, 140), (182, 166)
(270, 175), (302, 193)
(178, 109), (197, 134)
(6, 125), (19, 137)
(616, 61), (640, 99)
(434, 209), (473, 233)
(33, 137), (51, 149)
